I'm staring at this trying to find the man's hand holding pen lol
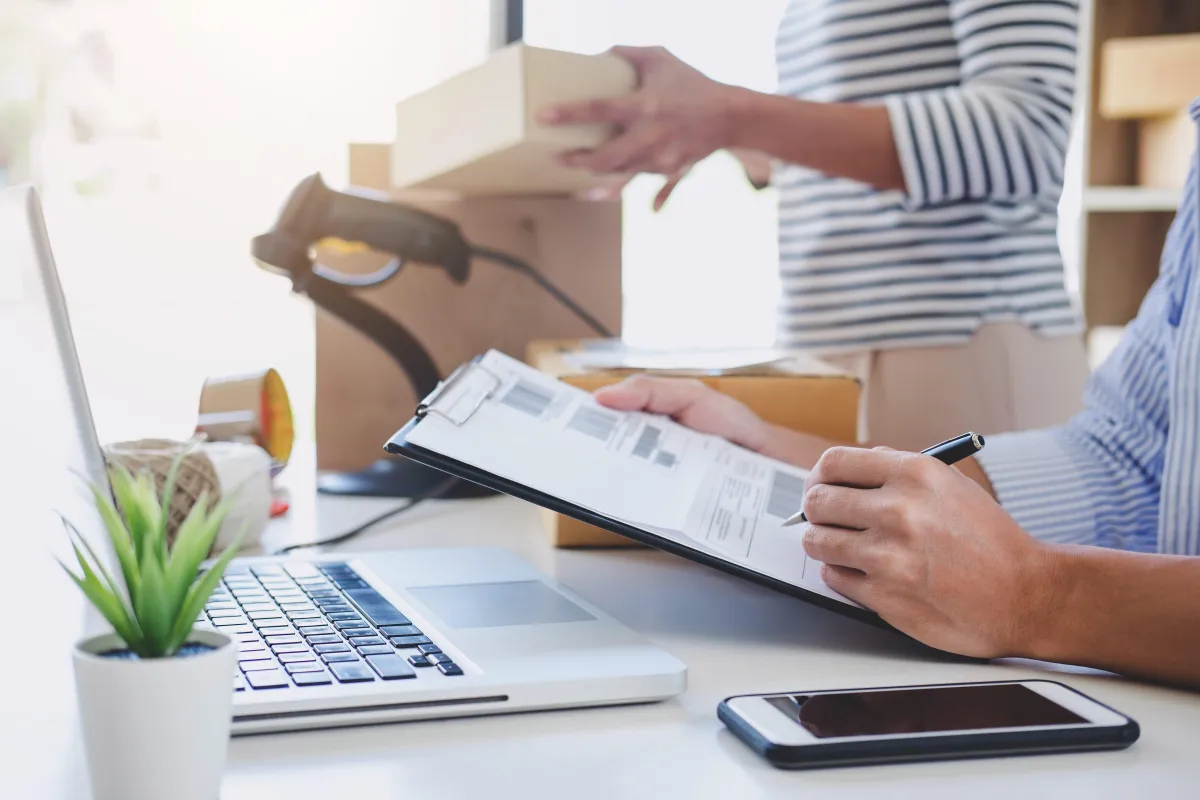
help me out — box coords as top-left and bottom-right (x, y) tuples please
(595, 376), (1058, 659)
(798, 445), (1056, 658)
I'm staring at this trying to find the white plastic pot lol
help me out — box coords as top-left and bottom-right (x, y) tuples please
(73, 629), (237, 800)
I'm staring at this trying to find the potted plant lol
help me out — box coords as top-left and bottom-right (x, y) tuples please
(61, 457), (243, 800)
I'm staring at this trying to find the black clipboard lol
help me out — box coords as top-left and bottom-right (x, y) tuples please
(383, 358), (894, 634)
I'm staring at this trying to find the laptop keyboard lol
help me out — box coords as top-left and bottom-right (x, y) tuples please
(199, 562), (464, 692)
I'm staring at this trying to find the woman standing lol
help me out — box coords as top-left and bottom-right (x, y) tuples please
(541, 0), (1087, 448)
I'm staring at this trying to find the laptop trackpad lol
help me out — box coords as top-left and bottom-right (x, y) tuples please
(409, 581), (595, 629)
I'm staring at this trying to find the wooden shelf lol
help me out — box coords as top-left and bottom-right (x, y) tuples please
(1084, 186), (1182, 212)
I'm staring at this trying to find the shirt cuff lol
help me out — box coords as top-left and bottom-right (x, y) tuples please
(976, 430), (1099, 546)
(884, 94), (929, 209)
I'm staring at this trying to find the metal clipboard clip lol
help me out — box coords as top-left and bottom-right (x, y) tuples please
(416, 361), (502, 426)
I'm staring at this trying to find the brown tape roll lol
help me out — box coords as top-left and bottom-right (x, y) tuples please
(196, 369), (294, 467)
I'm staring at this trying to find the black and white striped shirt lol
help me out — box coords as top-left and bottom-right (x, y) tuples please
(774, 0), (1082, 352)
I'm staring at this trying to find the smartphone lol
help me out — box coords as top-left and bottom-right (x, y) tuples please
(718, 680), (1139, 770)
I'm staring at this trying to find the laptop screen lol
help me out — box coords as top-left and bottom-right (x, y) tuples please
(0, 186), (115, 574)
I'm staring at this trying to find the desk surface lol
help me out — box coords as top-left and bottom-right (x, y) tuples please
(6, 483), (1200, 799)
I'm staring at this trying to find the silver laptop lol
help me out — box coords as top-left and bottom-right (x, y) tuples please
(1, 185), (685, 735)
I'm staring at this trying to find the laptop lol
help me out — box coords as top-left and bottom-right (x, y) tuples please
(1, 185), (685, 735)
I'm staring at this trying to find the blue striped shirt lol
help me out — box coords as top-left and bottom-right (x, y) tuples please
(774, 0), (1082, 352)
(978, 101), (1200, 555)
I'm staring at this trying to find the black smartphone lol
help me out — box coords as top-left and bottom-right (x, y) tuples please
(718, 679), (1139, 770)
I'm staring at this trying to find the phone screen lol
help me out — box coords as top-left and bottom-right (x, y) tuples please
(767, 684), (1088, 739)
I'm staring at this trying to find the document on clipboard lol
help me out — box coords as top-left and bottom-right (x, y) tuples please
(387, 350), (863, 614)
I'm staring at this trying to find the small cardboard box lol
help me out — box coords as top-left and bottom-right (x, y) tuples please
(1138, 109), (1196, 191)
(392, 44), (635, 195)
(1100, 34), (1200, 119)
(527, 340), (862, 547)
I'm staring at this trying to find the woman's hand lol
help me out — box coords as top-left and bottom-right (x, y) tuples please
(539, 46), (746, 184)
(594, 376), (771, 453)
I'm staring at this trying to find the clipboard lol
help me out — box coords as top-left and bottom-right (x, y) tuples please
(384, 358), (895, 634)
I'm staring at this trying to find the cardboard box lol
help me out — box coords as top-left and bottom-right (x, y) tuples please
(1138, 109), (1196, 190)
(392, 44), (636, 195)
(1100, 34), (1200, 119)
(527, 340), (861, 548)
(314, 146), (622, 472)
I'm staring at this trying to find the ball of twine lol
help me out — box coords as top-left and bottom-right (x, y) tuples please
(102, 439), (222, 548)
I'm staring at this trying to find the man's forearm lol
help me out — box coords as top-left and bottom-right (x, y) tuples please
(724, 90), (905, 192)
(1020, 544), (1200, 687)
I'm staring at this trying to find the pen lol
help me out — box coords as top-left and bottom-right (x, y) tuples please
(782, 432), (986, 527)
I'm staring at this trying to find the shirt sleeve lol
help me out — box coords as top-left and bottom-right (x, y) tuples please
(884, 0), (1078, 210)
(977, 157), (1200, 552)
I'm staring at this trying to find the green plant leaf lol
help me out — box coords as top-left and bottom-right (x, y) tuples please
(159, 446), (188, 540)
(133, 553), (173, 657)
(166, 527), (244, 653)
(107, 465), (148, 556)
(58, 513), (136, 618)
(163, 493), (230, 619)
(136, 471), (168, 566)
(59, 539), (144, 651)
(89, 481), (141, 604)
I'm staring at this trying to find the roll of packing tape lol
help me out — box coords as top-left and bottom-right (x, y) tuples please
(196, 369), (294, 472)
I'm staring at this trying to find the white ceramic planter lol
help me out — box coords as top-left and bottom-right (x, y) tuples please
(73, 629), (237, 800)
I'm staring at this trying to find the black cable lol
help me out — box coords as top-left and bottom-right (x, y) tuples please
(277, 476), (459, 554)
(472, 246), (615, 338)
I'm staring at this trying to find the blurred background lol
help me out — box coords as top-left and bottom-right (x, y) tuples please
(2, 0), (1087, 449)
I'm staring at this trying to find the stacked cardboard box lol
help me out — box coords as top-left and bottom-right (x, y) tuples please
(1101, 34), (1200, 190)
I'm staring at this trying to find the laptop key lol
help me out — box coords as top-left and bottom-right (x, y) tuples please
(278, 651), (318, 664)
(219, 625), (255, 635)
(357, 645), (393, 656)
(427, 653), (452, 665)
(379, 625), (422, 638)
(280, 603), (314, 612)
(348, 636), (385, 647)
(437, 662), (464, 676)
(291, 670), (333, 686)
(241, 602), (277, 612)
(285, 661), (325, 674)
(238, 651), (273, 662)
(240, 659), (278, 672)
(245, 670), (291, 690)
(334, 620), (369, 631)
(314, 643), (350, 654)
(408, 655), (433, 668)
(306, 634), (342, 645)
(257, 626), (292, 637)
(417, 644), (441, 655)
(318, 605), (353, 615)
(329, 662), (375, 683)
(207, 607), (243, 618)
(322, 652), (359, 664)
(366, 655), (416, 680)
(328, 613), (364, 622)
(299, 626), (334, 637)
(287, 611), (322, 621)
(270, 643), (310, 654)
(264, 635), (302, 645)
(390, 635), (431, 648)
(344, 588), (410, 627)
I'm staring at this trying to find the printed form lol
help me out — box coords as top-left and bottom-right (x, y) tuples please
(406, 350), (852, 606)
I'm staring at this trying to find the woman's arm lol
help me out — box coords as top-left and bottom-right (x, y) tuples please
(544, 1), (1078, 207)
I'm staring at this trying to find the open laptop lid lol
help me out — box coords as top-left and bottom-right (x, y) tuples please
(0, 186), (114, 574)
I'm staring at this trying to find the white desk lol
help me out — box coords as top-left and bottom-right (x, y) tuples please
(7, 486), (1200, 799)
